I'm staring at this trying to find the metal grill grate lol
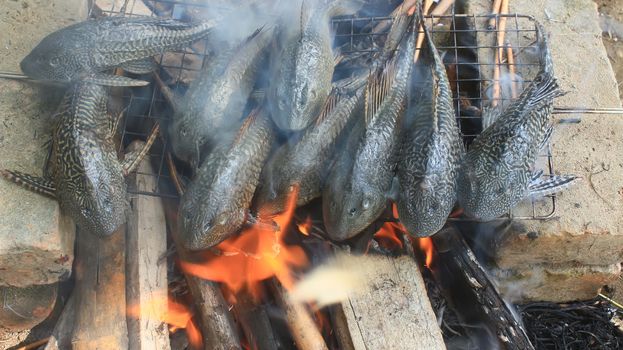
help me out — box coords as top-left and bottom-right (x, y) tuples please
(92, 0), (557, 220)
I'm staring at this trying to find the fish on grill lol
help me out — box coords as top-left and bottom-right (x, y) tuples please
(179, 107), (275, 250)
(268, 0), (362, 131)
(20, 16), (215, 86)
(256, 84), (365, 215)
(1, 82), (158, 237)
(457, 23), (577, 220)
(395, 19), (464, 237)
(169, 27), (273, 167)
(323, 14), (417, 241)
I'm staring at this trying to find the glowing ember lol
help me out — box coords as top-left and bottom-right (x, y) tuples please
(417, 237), (434, 267)
(180, 187), (309, 300)
(373, 222), (405, 250)
(297, 216), (313, 236)
(127, 295), (202, 349)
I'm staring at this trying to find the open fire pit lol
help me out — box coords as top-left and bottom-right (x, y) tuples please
(0, 0), (622, 349)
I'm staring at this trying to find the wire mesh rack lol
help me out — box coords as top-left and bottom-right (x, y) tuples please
(92, 0), (557, 220)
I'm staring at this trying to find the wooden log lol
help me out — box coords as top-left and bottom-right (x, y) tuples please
(271, 280), (328, 350)
(70, 226), (129, 350)
(432, 225), (535, 350)
(126, 154), (171, 350)
(44, 295), (76, 350)
(333, 254), (446, 350)
(162, 198), (242, 350)
(234, 292), (279, 350)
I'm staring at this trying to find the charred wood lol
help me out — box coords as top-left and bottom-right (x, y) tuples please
(432, 225), (535, 350)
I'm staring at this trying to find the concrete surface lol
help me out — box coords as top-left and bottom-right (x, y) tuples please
(0, 283), (58, 331)
(493, 262), (621, 303)
(465, 0), (623, 301)
(0, 0), (88, 287)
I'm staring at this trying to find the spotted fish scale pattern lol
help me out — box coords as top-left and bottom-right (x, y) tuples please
(2, 82), (134, 237)
(457, 24), (566, 220)
(396, 20), (464, 237)
(20, 16), (215, 85)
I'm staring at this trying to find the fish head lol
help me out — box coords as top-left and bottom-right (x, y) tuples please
(399, 178), (454, 237)
(68, 170), (127, 237)
(20, 30), (83, 82)
(169, 118), (202, 166)
(179, 189), (245, 251)
(270, 39), (333, 131)
(323, 184), (384, 241)
(458, 161), (527, 220)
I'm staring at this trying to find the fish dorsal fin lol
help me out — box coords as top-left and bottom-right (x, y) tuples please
(233, 107), (261, 145)
(315, 89), (340, 127)
(365, 56), (397, 124)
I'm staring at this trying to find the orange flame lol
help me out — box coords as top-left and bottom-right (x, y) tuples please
(373, 222), (404, 250)
(297, 216), (313, 236)
(127, 295), (202, 349)
(417, 237), (434, 267)
(180, 187), (309, 300)
(374, 204), (405, 250)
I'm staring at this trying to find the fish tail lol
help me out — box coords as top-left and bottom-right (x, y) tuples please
(535, 22), (554, 76)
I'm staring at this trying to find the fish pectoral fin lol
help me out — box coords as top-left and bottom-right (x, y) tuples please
(121, 58), (158, 74)
(386, 176), (400, 201)
(121, 124), (160, 176)
(481, 107), (501, 130)
(0, 170), (56, 198)
(529, 174), (579, 197)
(539, 124), (554, 150)
(82, 74), (150, 87)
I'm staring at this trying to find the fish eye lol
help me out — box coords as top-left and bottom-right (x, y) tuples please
(288, 185), (295, 193)
(362, 198), (370, 210)
(49, 57), (60, 67)
(180, 127), (187, 136)
(348, 207), (358, 216)
(278, 97), (287, 110)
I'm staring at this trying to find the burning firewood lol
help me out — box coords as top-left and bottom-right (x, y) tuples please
(330, 254), (446, 349)
(271, 280), (329, 350)
(431, 225), (535, 350)
(70, 225), (129, 350)
(125, 148), (171, 350)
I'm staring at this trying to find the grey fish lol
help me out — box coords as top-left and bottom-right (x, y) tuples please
(179, 108), (275, 250)
(268, 0), (361, 131)
(457, 24), (576, 220)
(20, 16), (215, 86)
(1, 82), (158, 236)
(169, 27), (273, 167)
(395, 21), (464, 237)
(256, 85), (365, 215)
(323, 16), (417, 241)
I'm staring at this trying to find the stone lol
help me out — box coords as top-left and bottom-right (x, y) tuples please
(0, 283), (58, 331)
(0, 0), (88, 286)
(465, 0), (623, 269)
(492, 263), (621, 303)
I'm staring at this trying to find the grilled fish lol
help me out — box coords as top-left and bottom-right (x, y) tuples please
(169, 28), (273, 167)
(457, 24), (576, 220)
(179, 107), (275, 250)
(268, 0), (361, 131)
(256, 85), (365, 215)
(20, 16), (215, 86)
(1, 82), (158, 236)
(395, 21), (464, 237)
(323, 15), (417, 241)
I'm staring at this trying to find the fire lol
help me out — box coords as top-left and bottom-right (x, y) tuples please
(127, 295), (202, 349)
(374, 204), (405, 250)
(417, 237), (434, 267)
(297, 216), (313, 236)
(180, 187), (309, 300)
(373, 222), (404, 250)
